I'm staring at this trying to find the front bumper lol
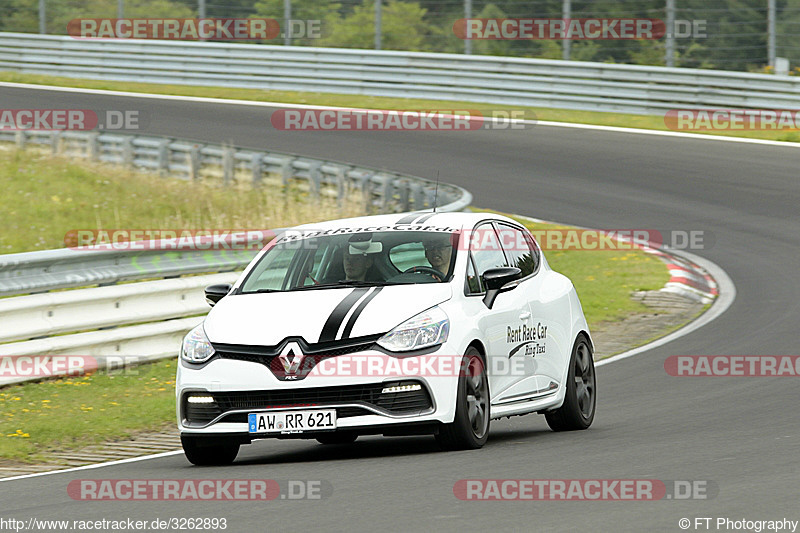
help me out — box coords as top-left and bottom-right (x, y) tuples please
(176, 348), (460, 438)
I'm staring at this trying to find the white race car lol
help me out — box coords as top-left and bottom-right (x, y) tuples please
(177, 212), (595, 465)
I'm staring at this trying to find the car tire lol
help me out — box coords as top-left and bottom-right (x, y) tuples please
(316, 432), (358, 445)
(181, 436), (239, 466)
(436, 347), (490, 450)
(545, 334), (596, 431)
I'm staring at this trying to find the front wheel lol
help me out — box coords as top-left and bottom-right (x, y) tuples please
(545, 334), (596, 431)
(436, 347), (490, 450)
(181, 436), (239, 466)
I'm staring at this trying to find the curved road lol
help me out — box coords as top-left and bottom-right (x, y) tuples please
(2, 86), (800, 531)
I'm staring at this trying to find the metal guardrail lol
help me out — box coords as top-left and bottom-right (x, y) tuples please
(0, 273), (237, 344)
(2, 32), (800, 114)
(0, 129), (471, 296)
(0, 127), (470, 384)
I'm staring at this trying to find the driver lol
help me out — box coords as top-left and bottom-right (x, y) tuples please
(424, 234), (453, 278)
(342, 233), (382, 281)
(343, 250), (373, 281)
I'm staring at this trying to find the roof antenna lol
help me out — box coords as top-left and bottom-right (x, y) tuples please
(433, 170), (440, 213)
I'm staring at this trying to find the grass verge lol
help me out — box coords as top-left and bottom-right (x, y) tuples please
(0, 361), (177, 462)
(474, 210), (669, 326)
(2, 71), (797, 143)
(0, 147), (362, 254)
(0, 211), (669, 461)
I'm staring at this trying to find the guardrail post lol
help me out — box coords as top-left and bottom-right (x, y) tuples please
(189, 144), (200, 181)
(51, 131), (62, 155)
(251, 153), (263, 186)
(380, 175), (394, 211)
(222, 147), (234, 185)
(308, 162), (322, 196)
(359, 172), (374, 213)
(121, 136), (134, 168)
(334, 167), (346, 206)
(14, 131), (26, 150)
(281, 159), (293, 186)
(87, 132), (100, 161)
(157, 139), (170, 177)
(411, 181), (425, 210)
(398, 179), (410, 211)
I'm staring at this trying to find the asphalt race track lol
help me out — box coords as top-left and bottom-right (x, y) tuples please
(2, 86), (800, 532)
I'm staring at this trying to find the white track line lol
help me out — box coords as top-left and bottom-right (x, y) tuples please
(0, 450), (184, 482)
(0, 82), (738, 481)
(596, 248), (736, 367)
(2, 81), (800, 148)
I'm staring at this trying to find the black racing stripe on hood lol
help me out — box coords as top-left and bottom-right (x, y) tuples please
(340, 287), (383, 340)
(396, 213), (424, 224)
(318, 288), (370, 342)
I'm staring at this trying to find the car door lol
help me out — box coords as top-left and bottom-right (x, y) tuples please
(496, 223), (567, 390)
(467, 222), (534, 401)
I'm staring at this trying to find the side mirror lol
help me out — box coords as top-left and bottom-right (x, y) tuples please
(205, 284), (232, 307)
(481, 267), (522, 309)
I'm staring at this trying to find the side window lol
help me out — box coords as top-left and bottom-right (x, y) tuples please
(524, 231), (541, 273)
(470, 223), (508, 281)
(496, 223), (539, 277)
(466, 255), (482, 294)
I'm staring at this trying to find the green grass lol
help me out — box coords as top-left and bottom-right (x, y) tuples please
(2, 70), (797, 143)
(477, 210), (670, 326)
(0, 147), (362, 254)
(0, 360), (177, 461)
(0, 212), (670, 461)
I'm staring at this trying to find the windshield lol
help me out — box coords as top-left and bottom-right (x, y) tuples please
(239, 230), (459, 293)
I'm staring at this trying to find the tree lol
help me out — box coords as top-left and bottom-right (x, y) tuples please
(320, 0), (438, 51)
(252, 0), (341, 45)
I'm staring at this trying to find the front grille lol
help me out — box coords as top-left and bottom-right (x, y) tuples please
(212, 335), (383, 381)
(220, 406), (371, 423)
(183, 381), (432, 426)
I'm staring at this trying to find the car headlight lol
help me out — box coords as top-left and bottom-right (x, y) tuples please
(377, 306), (449, 352)
(181, 324), (216, 363)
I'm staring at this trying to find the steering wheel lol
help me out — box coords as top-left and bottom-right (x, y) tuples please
(403, 266), (445, 282)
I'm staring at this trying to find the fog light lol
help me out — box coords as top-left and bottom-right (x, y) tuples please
(381, 384), (422, 394)
(187, 395), (215, 404)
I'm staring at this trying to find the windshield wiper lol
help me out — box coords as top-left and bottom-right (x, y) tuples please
(340, 280), (405, 286)
(289, 280), (405, 291)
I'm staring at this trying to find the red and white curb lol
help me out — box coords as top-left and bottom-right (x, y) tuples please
(642, 247), (717, 305)
(516, 214), (719, 305)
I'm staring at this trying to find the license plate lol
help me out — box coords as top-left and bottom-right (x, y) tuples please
(248, 409), (337, 434)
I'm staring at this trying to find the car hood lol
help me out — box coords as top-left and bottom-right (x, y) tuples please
(204, 284), (453, 346)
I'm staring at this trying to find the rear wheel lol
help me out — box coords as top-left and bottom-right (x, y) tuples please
(181, 436), (239, 466)
(545, 335), (596, 431)
(316, 432), (358, 445)
(436, 347), (490, 450)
